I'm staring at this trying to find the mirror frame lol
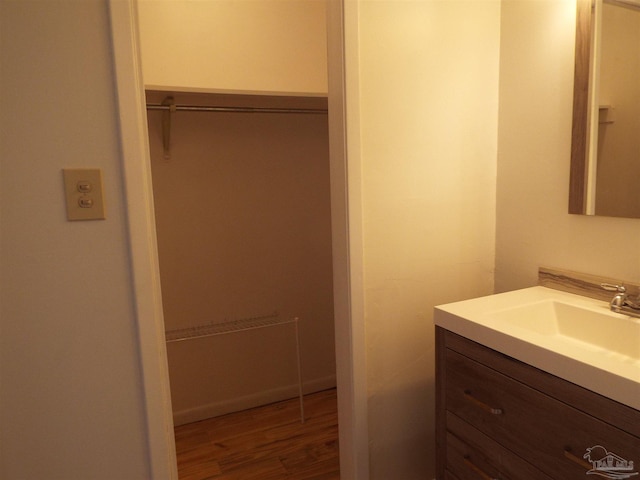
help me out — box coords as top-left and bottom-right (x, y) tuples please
(569, 0), (594, 215)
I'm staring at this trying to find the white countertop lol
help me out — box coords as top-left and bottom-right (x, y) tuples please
(434, 286), (640, 410)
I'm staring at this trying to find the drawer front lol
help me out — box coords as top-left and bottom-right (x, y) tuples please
(442, 329), (640, 438)
(446, 413), (553, 480)
(445, 349), (640, 480)
(447, 431), (503, 480)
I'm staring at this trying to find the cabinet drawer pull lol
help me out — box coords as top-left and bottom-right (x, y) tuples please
(463, 456), (500, 480)
(563, 448), (592, 470)
(463, 390), (503, 415)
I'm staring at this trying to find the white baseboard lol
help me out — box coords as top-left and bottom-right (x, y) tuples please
(172, 375), (337, 426)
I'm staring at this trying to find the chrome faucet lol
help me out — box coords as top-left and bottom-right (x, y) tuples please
(601, 283), (640, 318)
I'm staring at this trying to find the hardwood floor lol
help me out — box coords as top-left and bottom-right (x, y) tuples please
(174, 389), (340, 480)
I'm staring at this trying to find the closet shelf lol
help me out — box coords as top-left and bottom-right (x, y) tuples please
(165, 312), (305, 423)
(147, 102), (328, 115)
(165, 312), (294, 342)
(147, 92), (328, 159)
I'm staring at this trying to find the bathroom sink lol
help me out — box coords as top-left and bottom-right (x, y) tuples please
(487, 299), (640, 360)
(434, 286), (640, 410)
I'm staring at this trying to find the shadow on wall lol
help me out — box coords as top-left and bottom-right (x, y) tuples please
(368, 374), (436, 479)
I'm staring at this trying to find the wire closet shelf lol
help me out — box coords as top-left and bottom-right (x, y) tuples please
(146, 95), (327, 159)
(146, 103), (328, 115)
(164, 312), (305, 423)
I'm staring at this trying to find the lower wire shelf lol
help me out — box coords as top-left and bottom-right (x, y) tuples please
(164, 312), (305, 423)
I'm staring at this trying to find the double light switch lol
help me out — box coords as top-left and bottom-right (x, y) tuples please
(63, 168), (106, 221)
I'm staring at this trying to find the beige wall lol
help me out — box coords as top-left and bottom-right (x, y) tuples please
(147, 93), (335, 424)
(351, 2), (501, 478)
(137, 0), (328, 95)
(594, 2), (640, 218)
(0, 1), (151, 478)
(495, 0), (640, 292)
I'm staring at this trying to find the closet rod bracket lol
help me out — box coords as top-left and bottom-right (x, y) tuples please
(161, 96), (175, 159)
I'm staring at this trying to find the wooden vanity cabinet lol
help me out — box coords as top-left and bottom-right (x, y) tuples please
(436, 327), (640, 480)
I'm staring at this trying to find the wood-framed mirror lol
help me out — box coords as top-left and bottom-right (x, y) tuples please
(569, 0), (640, 218)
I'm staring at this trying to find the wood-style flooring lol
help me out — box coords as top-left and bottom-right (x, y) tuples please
(174, 389), (340, 480)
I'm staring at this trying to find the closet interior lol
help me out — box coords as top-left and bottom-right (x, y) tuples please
(145, 90), (336, 427)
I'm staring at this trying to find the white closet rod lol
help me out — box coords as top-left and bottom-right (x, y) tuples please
(146, 103), (328, 115)
(605, 0), (640, 9)
(150, 96), (327, 158)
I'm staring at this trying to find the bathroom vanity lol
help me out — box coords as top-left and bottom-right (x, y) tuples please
(435, 284), (640, 480)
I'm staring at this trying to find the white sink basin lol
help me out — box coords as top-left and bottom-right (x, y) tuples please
(435, 286), (640, 410)
(487, 299), (640, 360)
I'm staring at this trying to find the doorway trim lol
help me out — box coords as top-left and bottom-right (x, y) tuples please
(108, 1), (177, 478)
(108, 1), (368, 478)
(326, 1), (370, 478)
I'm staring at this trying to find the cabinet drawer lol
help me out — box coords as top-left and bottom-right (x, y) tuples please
(446, 413), (553, 480)
(445, 349), (640, 480)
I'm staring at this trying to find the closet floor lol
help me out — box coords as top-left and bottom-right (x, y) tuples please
(174, 388), (340, 480)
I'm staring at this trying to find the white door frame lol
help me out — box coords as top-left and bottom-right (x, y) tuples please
(108, 1), (178, 478)
(326, 1), (370, 478)
(108, 1), (368, 478)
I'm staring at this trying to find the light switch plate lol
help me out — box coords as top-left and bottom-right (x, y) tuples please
(62, 168), (106, 221)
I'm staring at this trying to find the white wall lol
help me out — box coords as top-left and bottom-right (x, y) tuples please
(0, 1), (152, 478)
(348, 1), (501, 478)
(495, 0), (640, 291)
(137, 0), (328, 95)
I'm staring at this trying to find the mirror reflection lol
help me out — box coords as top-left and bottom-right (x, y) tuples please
(569, 0), (640, 218)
